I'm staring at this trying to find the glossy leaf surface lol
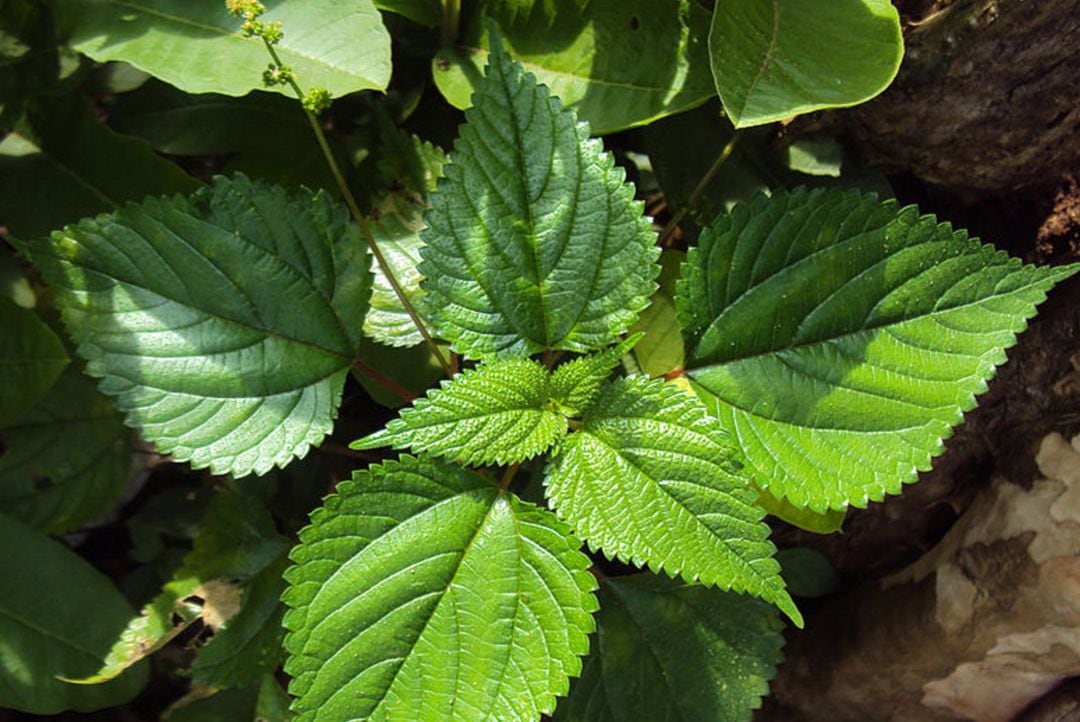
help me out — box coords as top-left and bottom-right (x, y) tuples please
(284, 455), (597, 721)
(679, 188), (1078, 510)
(25, 175), (372, 477)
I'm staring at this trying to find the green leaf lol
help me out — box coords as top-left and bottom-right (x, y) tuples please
(776, 548), (837, 599)
(184, 486), (290, 580)
(283, 455), (597, 721)
(192, 554), (289, 689)
(554, 574), (784, 722)
(46, 0), (391, 97)
(352, 339), (444, 409)
(678, 188), (1079, 511)
(422, 30), (659, 360)
(353, 357), (566, 465)
(629, 250), (684, 377)
(0, 513), (148, 713)
(25, 174), (372, 478)
(432, 0), (715, 135)
(708, 0), (903, 127)
(0, 297), (68, 426)
(375, 0), (441, 27)
(0, 366), (130, 534)
(544, 376), (800, 625)
(756, 488), (845, 534)
(363, 132), (445, 347)
(0, 93), (198, 239)
(549, 334), (642, 416)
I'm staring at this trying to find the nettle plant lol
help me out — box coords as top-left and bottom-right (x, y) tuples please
(3, 2), (1077, 721)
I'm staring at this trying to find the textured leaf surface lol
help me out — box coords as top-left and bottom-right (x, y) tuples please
(0, 93), (198, 238)
(679, 188), (1078, 510)
(363, 134), (444, 347)
(0, 513), (147, 713)
(544, 376), (799, 624)
(421, 32), (659, 360)
(432, 0), (715, 135)
(0, 297), (68, 426)
(26, 175), (372, 477)
(709, 0), (903, 127)
(283, 455), (597, 722)
(0, 367), (130, 534)
(554, 575), (784, 722)
(352, 358), (566, 466)
(47, 0), (391, 97)
(549, 334), (641, 416)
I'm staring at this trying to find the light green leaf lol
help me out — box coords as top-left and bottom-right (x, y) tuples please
(352, 357), (566, 466)
(192, 554), (289, 689)
(422, 30), (659, 360)
(629, 250), (684, 377)
(544, 376), (800, 625)
(549, 334), (642, 416)
(46, 0), (391, 97)
(0, 93), (198, 239)
(432, 0), (715, 135)
(756, 488), (845, 534)
(363, 132), (445, 347)
(0, 297), (68, 426)
(0, 366), (130, 534)
(785, 137), (844, 177)
(25, 174), (372, 478)
(0, 513), (148, 713)
(554, 574), (784, 722)
(678, 188), (1079, 511)
(709, 0), (903, 127)
(283, 455), (597, 722)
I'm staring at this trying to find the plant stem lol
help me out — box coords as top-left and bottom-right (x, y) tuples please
(658, 132), (740, 245)
(499, 463), (519, 491)
(263, 42), (453, 378)
(442, 0), (461, 48)
(351, 357), (418, 402)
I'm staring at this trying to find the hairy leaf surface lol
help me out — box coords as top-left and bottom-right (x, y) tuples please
(421, 31), (659, 360)
(25, 174), (372, 477)
(549, 334), (642, 416)
(353, 358), (566, 466)
(544, 376), (799, 624)
(679, 188), (1078, 510)
(46, 0), (391, 97)
(709, 0), (903, 127)
(432, 0), (715, 134)
(0, 514), (148, 713)
(0, 297), (68, 426)
(0, 367), (130, 534)
(283, 455), (597, 722)
(554, 575), (784, 722)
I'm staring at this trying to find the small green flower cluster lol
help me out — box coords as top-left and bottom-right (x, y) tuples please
(225, 0), (333, 113)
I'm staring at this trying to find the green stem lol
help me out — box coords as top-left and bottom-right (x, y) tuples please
(264, 41), (453, 378)
(442, 0), (461, 48)
(659, 131), (741, 245)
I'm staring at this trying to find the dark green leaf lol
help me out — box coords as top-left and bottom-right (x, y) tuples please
(0, 513), (147, 713)
(421, 31), (659, 359)
(25, 175), (372, 477)
(0, 296), (67, 426)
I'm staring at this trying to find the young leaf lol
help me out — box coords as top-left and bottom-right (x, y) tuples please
(708, 0), (903, 127)
(0, 296), (68, 427)
(0, 366), (130, 534)
(548, 334), (642, 416)
(352, 358), (566, 466)
(46, 0), (391, 97)
(0, 513), (148, 713)
(554, 575), (784, 722)
(420, 28), (659, 360)
(24, 174), (372, 477)
(432, 0), (715, 135)
(678, 188), (1079, 511)
(544, 376), (800, 625)
(283, 455), (597, 722)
